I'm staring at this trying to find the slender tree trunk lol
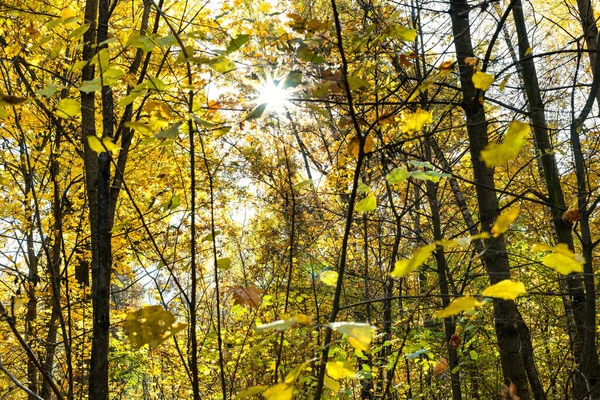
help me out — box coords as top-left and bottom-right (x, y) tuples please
(425, 149), (462, 400)
(81, 0), (113, 396)
(448, 0), (534, 397)
(511, 2), (597, 397)
(575, 0), (600, 110)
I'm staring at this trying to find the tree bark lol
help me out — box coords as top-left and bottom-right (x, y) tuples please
(511, 2), (598, 397)
(448, 0), (534, 398)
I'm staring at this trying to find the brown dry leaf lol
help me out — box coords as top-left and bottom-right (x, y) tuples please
(399, 54), (413, 67)
(229, 285), (262, 309)
(448, 333), (461, 349)
(500, 382), (520, 400)
(464, 57), (479, 66)
(0, 95), (27, 106)
(347, 135), (374, 158)
(433, 357), (449, 377)
(562, 209), (580, 224)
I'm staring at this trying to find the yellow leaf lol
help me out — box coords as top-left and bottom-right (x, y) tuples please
(324, 375), (340, 392)
(355, 194), (376, 212)
(235, 386), (267, 399)
(284, 361), (309, 383)
(543, 253), (584, 275)
(263, 383), (293, 400)
(55, 98), (81, 119)
(364, 135), (375, 153)
(401, 108), (432, 135)
(102, 137), (120, 154)
(61, 9), (77, 21)
(123, 305), (187, 349)
(390, 244), (436, 278)
(87, 136), (105, 155)
(480, 121), (529, 167)
(319, 270), (338, 286)
(326, 360), (356, 380)
(491, 206), (519, 237)
(435, 296), (481, 318)
(482, 280), (526, 300)
(532, 243), (585, 275)
(472, 71), (494, 91)
(329, 322), (376, 352)
(347, 135), (374, 157)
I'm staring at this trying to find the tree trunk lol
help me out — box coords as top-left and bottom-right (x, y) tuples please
(575, 0), (600, 110)
(511, 2), (598, 397)
(448, 0), (534, 397)
(425, 152), (462, 400)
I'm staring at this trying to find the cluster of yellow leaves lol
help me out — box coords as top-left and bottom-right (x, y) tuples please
(123, 305), (187, 350)
(401, 108), (432, 135)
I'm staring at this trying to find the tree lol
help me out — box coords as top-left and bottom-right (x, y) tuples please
(1, 0), (600, 398)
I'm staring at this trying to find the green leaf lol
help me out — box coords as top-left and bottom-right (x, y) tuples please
(146, 76), (166, 92)
(357, 182), (371, 193)
(123, 305), (186, 349)
(101, 68), (125, 86)
(245, 103), (267, 121)
(155, 123), (181, 139)
(92, 48), (110, 73)
(298, 46), (326, 63)
(329, 322), (376, 352)
(355, 194), (376, 212)
(165, 193), (181, 210)
(385, 25), (417, 41)
(201, 230), (221, 242)
(78, 80), (102, 93)
(390, 244), (436, 278)
(319, 270), (338, 286)
(282, 71), (303, 88)
(55, 98), (81, 119)
(386, 168), (411, 184)
(347, 75), (370, 90)
(156, 34), (177, 47)
(67, 23), (89, 39)
(410, 170), (451, 183)
(217, 257), (232, 270)
(226, 34), (250, 53)
(36, 85), (62, 98)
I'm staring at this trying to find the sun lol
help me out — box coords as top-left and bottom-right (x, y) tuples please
(256, 78), (291, 115)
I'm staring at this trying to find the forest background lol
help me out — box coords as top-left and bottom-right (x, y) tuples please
(0, 0), (600, 398)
